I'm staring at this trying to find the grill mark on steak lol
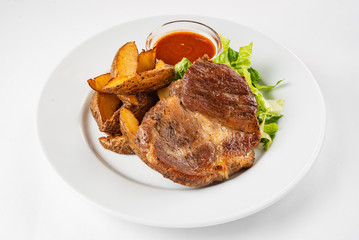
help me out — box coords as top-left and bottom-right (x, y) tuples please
(139, 97), (215, 175)
(181, 56), (258, 133)
(132, 56), (261, 187)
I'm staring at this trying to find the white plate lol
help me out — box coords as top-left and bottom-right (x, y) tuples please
(37, 15), (326, 228)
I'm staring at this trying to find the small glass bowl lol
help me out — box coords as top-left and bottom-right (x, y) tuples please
(145, 20), (222, 61)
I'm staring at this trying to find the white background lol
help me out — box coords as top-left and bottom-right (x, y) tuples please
(1, 0), (358, 239)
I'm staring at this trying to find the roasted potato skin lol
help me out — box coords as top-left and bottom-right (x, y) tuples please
(102, 108), (122, 135)
(89, 42), (173, 155)
(117, 93), (158, 121)
(104, 67), (175, 95)
(99, 135), (134, 154)
(90, 92), (122, 135)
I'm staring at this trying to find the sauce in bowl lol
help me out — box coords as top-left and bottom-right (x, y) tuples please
(155, 31), (216, 66)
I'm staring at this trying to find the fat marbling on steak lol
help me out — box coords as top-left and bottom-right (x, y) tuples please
(133, 56), (261, 187)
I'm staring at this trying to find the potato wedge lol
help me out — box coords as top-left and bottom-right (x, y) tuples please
(157, 86), (170, 100)
(158, 80), (182, 100)
(119, 107), (139, 149)
(120, 107), (139, 135)
(99, 135), (134, 154)
(110, 41), (138, 78)
(137, 48), (156, 73)
(117, 94), (139, 106)
(155, 59), (167, 69)
(117, 93), (157, 121)
(87, 73), (111, 93)
(90, 92), (122, 135)
(104, 67), (175, 95)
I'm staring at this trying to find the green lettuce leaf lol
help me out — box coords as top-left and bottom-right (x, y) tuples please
(266, 99), (284, 115)
(256, 79), (284, 91)
(264, 123), (279, 135)
(248, 67), (283, 91)
(228, 47), (239, 63)
(174, 57), (192, 80)
(234, 42), (253, 68)
(221, 35), (230, 52)
(248, 67), (261, 85)
(237, 67), (252, 86)
(261, 136), (274, 150)
(257, 112), (283, 124)
(259, 110), (273, 150)
(213, 35), (231, 65)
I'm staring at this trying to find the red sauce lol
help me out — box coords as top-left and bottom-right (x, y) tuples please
(155, 31), (216, 65)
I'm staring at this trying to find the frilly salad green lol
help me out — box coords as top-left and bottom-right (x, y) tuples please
(174, 36), (284, 150)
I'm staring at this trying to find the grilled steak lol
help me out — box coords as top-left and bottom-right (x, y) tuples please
(133, 56), (261, 187)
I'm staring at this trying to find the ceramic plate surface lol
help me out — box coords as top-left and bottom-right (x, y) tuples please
(37, 15), (325, 228)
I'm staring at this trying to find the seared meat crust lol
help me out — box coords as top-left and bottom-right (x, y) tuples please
(182, 56), (259, 133)
(131, 56), (261, 187)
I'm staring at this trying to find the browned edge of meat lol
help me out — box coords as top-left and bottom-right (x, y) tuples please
(129, 56), (261, 187)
